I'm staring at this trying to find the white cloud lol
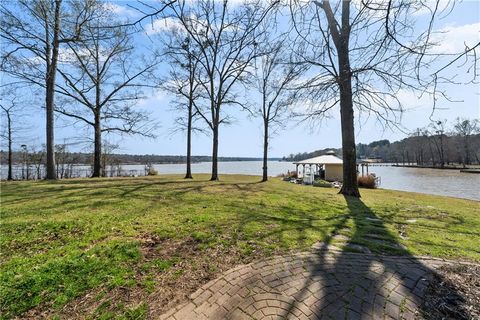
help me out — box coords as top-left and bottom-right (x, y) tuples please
(104, 3), (139, 17)
(188, 0), (265, 7)
(144, 0), (272, 36)
(412, 0), (441, 16)
(430, 22), (480, 54)
(225, 0), (251, 6)
(25, 55), (44, 65)
(57, 47), (110, 65)
(145, 17), (184, 35)
(138, 88), (170, 109)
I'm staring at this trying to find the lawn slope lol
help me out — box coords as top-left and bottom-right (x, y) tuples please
(1, 175), (478, 319)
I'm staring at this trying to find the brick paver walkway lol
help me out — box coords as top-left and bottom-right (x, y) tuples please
(160, 247), (455, 320)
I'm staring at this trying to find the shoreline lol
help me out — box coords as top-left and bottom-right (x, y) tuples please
(2, 173), (479, 202)
(391, 164), (480, 170)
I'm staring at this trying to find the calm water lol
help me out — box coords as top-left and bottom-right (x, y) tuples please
(155, 161), (480, 200)
(367, 165), (480, 201)
(2, 161), (478, 201)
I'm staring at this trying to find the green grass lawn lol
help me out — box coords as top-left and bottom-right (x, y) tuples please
(1, 174), (479, 319)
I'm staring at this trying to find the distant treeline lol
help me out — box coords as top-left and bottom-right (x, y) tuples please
(356, 134), (480, 167)
(0, 150), (277, 166)
(282, 148), (342, 162)
(283, 119), (480, 167)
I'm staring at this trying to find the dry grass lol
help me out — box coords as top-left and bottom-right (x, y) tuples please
(358, 175), (377, 188)
(23, 234), (250, 319)
(422, 264), (480, 320)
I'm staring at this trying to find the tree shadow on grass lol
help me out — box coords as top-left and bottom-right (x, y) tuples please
(0, 178), (264, 213)
(3, 178), (472, 319)
(212, 195), (468, 320)
(273, 196), (465, 319)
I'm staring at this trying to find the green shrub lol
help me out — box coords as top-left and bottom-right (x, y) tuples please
(313, 180), (332, 188)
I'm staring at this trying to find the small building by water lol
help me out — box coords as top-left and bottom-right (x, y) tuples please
(293, 151), (343, 183)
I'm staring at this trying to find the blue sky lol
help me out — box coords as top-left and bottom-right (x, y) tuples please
(5, 0), (480, 158)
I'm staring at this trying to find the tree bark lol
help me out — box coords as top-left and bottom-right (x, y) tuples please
(185, 100), (193, 179)
(320, 0), (359, 197)
(6, 112), (12, 181)
(92, 111), (102, 177)
(439, 135), (445, 168)
(210, 124), (219, 181)
(45, 81), (56, 179)
(338, 76), (360, 197)
(262, 119), (269, 182)
(464, 136), (470, 166)
(45, 0), (62, 180)
(337, 14), (360, 196)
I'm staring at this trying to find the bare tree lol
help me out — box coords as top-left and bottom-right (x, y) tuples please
(429, 120), (447, 168)
(0, 97), (18, 180)
(29, 145), (46, 180)
(1, 0), (95, 180)
(290, 0), (480, 197)
(108, 0), (177, 29)
(251, 37), (306, 181)
(55, 143), (68, 179)
(100, 140), (120, 177)
(409, 128), (429, 166)
(454, 117), (480, 167)
(54, 4), (157, 177)
(0, 85), (31, 180)
(170, 0), (278, 181)
(162, 29), (203, 179)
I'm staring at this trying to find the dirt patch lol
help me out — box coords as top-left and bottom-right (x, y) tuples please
(422, 264), (480, 320)
(21, 234), (254, 319)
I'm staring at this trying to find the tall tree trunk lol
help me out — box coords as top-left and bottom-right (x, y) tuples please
(321, 0), (359, 197)
(210, 124), (219, 181)
(439, 136), (445, 168)
(464, 136), (470, 166)
(7, 113), (12, 181)
(45, 0), (62, 180)
(428, 139), (435, 166)
(262, 119), (269, 182)
(45, 77), (57, 179)
(26, 152), (30, 180)
(185, 101), (193, 179)
(92, 112), (102, 177)
(92, 69), (102, 177)
(337, 40), (359, 195)
(338, 78), (359, 197)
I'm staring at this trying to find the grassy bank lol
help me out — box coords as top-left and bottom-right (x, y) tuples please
(1, 175), (479, 319)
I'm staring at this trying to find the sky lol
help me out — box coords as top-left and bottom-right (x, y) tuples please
(3, 0), (480, 158)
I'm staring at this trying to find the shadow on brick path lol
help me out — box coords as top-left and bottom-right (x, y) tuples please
(276, 196), (437, 319)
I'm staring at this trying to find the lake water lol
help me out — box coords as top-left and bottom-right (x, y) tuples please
(365, 165), (479, 201)
(1, 161), (478, 201)
(152, 161), (478, 201)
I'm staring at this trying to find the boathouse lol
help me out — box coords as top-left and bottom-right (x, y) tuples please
(293, 151), (343, 183)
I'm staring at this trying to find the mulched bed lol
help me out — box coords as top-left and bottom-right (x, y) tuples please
(422, 264), (480, 320)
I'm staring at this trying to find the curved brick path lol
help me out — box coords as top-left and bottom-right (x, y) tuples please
(160, 247), (454, 320)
